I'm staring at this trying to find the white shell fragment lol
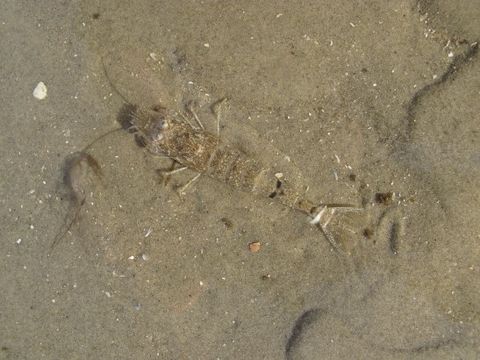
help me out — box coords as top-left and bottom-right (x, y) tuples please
(33, 82), (47, 100)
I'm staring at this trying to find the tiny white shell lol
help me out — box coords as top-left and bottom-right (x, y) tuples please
(33, 82), (47, 100)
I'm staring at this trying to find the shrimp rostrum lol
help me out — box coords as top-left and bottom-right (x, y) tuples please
(127, 103), (363, 252)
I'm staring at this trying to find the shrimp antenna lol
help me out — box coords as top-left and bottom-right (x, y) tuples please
(101, 57), (133, 106)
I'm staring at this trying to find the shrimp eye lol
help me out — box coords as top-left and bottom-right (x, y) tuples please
(148, 116), (166, 141)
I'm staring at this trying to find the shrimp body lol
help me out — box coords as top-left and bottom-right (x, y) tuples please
(132, 106), (317, 217)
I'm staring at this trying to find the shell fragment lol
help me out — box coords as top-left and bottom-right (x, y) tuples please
(33, 82), (47, 100)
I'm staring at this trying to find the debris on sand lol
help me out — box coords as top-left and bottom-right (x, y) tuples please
(33, 81), (47, 100)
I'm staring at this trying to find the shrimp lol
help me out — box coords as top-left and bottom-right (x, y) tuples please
(127, 103), (363, 252)
(100, 58), (363, 251)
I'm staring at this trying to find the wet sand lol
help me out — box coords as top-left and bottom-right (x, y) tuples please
(1, 1), (479, 359)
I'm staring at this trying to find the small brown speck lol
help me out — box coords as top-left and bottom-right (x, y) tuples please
(220, 217), (233, 229)
(349, 173), (356, 181)
(248, 241), (261, 253)
(92, 13), (100, 19)
(375, 192), (393, 205)
(363, 228), (374, 239)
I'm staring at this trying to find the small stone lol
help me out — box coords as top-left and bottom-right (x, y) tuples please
(33, 82), (47, 100)
(248, 241), (261, 253)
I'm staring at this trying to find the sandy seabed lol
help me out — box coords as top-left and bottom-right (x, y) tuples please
(1, 1), (479, 359)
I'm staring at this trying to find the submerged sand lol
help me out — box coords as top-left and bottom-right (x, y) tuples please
(1, 1), (479, 359)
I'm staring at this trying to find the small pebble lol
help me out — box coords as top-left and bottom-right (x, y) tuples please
(248, 241), (261, 253)
(33, 82), (47, 100)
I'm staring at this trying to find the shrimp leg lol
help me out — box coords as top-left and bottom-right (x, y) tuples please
(210, 97), (228, 136)
(177, 173), (201, 195)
